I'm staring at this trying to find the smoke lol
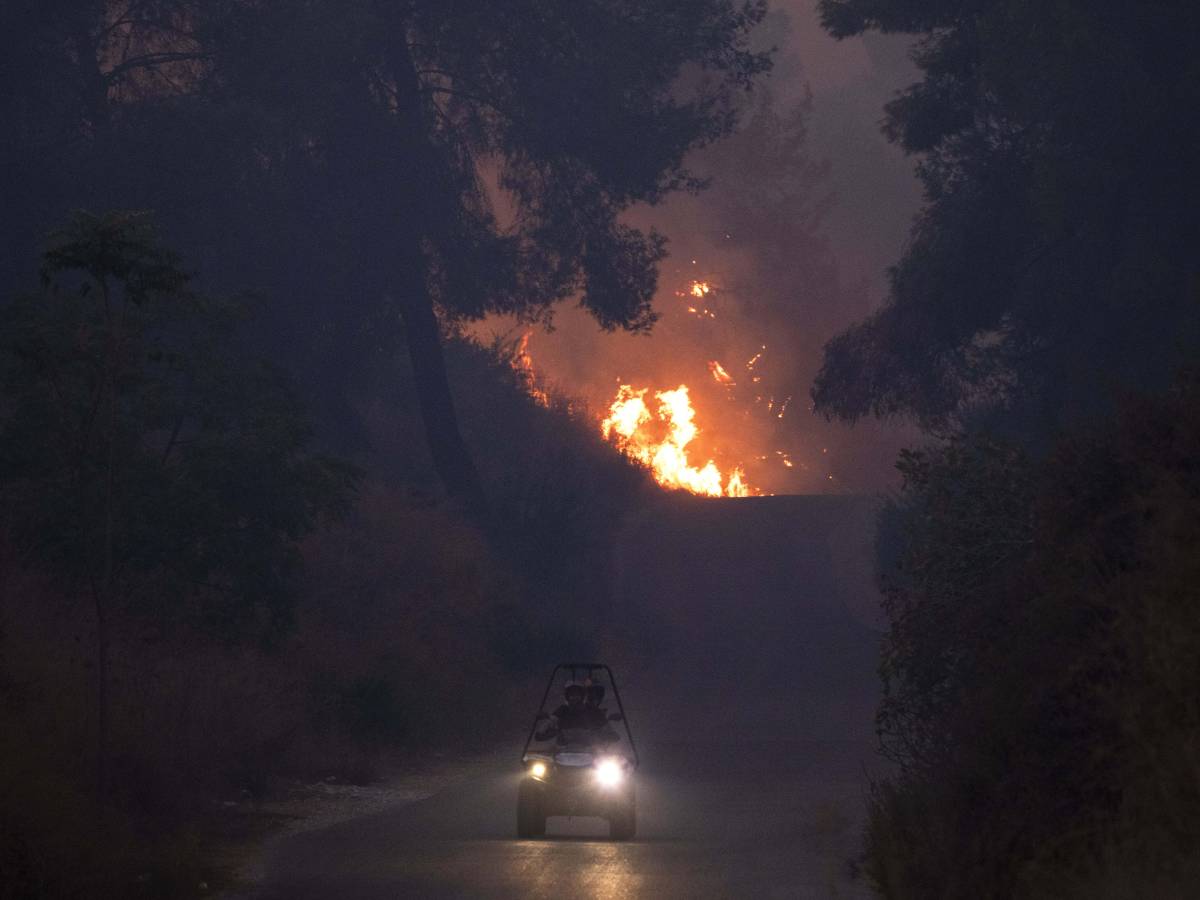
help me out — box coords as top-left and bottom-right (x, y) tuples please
(476, 2), (921, 496)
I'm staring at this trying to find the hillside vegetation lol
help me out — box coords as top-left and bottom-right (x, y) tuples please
(0, 215), (650, 898)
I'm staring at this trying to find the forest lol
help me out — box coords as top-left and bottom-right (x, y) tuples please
(3, 1), (1199, 898)
(814, 0), (1200, 896)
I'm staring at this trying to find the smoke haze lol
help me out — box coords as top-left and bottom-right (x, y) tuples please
(477, 2), (921, 496)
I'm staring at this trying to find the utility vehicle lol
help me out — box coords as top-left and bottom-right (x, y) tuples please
(517, 663), (639, 840)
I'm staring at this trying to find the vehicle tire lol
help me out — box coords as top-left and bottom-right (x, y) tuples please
(517, 780), (546, 838)
(608, 795), (636, 841)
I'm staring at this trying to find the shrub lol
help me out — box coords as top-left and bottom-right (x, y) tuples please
(866, 371), (1200, 898)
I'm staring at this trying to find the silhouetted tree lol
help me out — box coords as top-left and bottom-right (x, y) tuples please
(865, 372), (1200, 898)
(0, 2), (216, 282)
(812, 0), (1200, 435)
(205, 0), (772, 514)
(2, 2), (773, 514)
(0, 211), (356, 803)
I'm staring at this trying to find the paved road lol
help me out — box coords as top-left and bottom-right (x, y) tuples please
(251, 740), (878, 899)
(249, 497), (886, 898)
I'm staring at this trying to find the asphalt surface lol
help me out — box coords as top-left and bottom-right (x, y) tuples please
(250, 739), (879, 899)
(247, 495), (886, 898)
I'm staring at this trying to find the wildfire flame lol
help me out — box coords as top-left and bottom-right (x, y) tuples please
(512, 332), (550, 407)
(708, 360), (734, 385)
(601, 384), (750, 497)
(505, 268), (807, 496)
(677, 281), (716, 318)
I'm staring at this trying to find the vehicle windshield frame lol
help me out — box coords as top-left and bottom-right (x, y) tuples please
(521, 663), (639, 768)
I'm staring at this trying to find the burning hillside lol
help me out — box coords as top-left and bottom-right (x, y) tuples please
(489, 251), (905, 497)
(509, 330), (754, 497)
(503, 275), (813, 498)
(601, 384), (750, 497)
(496, 266), (844, 501)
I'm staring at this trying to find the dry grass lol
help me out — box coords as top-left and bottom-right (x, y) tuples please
(0, 484), (535, 897)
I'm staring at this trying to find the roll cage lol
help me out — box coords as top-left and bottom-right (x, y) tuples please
(521, 662), (640, 768)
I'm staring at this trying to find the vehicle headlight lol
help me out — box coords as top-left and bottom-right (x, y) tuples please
(529, 761), (547, 779)
(594, 758), (623, 789)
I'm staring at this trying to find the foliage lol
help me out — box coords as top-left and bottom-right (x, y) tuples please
(0, 605), (273, 900)
(0, 210), (357, 635)
(812, 0), (1200, 432)
(0, 212), (358, 894)
(0, 7), (775, 891)
(865, 371), (1200, 898)
(348, 327), (653, 656)
(0, 476), (541, 897)
(806, 2), (1200, 894)
(874, 434), (1035, 770)
(205, 0), (772, 324)
(0, 1), (776, 507)
(463, 335), (652, 596)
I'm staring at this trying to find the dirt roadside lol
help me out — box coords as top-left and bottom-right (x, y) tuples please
(213, 750), (506, 898)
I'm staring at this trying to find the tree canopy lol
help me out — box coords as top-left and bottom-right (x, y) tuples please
(867, 373), (1200, 897)
(0, 210), (356, 634)
(811, 0), (1200, 435)
(1, 1), (774, 511)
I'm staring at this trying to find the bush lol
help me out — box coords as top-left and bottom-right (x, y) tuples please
(0, 216), (649, 895)
(0, 493), (512, 894)
(866, 371), (1200, 898)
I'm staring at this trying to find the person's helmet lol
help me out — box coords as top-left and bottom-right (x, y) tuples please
(586, 683), (606, 707)
(564, 681), (585, 705)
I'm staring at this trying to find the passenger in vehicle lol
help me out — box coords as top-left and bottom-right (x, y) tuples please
(535, 681), (590, 742)
(584, 683), (608, 724)
(584, 683), (620, 746)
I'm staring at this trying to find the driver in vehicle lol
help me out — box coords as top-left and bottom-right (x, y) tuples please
(535, 681), (586, 741)
(536, 681), (617, 747)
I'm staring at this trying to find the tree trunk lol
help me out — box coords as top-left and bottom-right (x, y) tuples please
(91, 582), (110, 812)
(95, 273), (118, 814)
(385, 28), (490, 519)
(398, 267), (490, 519)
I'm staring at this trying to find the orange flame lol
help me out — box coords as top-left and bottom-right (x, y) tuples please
(708, 360), (734, 385)
(726, 466), (749, 496)
(507, 283), (762, 499)
(512, 332), (550, 407)
(677, 281), (716, 318)
(601, 384), (751, 497)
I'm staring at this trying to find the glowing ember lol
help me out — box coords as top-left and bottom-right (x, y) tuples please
(708, 360), (734, 385)
(677, 281), (716, 317)
(601, 384), (751, 497)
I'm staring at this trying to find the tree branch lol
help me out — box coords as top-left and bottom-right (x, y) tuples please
(103, 51), (210, 83)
